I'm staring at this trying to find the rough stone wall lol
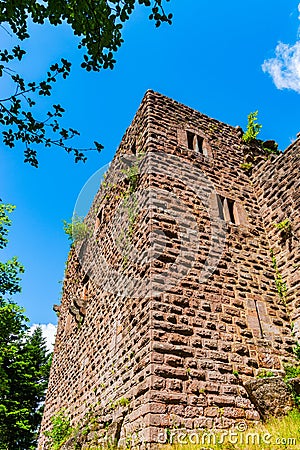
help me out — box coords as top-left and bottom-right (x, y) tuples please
(39, 91), (298, 448)
(39, 94), (154, 448)
(253, 139), (300, 338)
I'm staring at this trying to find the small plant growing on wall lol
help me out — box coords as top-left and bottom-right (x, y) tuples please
(242, 111), (262, 143)
(284, 364), (300, 406)
(241, 111), (280, 172)
(274, 218), (292, 240)
(270, 249), (287, 303)
(44, 409), (73, 449)
(294, 343), (300, 360)
(118, 150), (144, 269)
(256, 370), (274, 379)
(240, 162), (253, 172)
(117, 397), (130, 407)
(63, 214), (91, 244)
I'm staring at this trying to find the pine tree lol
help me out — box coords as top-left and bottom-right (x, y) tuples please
(0, 200), (51, 449)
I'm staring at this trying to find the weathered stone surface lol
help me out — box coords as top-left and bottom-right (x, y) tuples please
(244, 377), (295, 419)
(39, 91), (299, 449)
(287, 377), (300, 396)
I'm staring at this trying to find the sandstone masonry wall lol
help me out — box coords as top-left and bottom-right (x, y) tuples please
(253, 139), (300, 337)
(39, 91), (298, 449)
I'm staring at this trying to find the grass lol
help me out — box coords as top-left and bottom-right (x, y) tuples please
(157, 409), (300, 450)
(52, 410), (300, 449)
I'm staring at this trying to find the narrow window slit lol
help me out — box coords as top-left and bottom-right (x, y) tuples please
(255, 300), (264, 338)
(82, 275), (89, 301)
(217, 195), (239, 225)
(196, 136), (204, 154)
(95, 209), (103, 231)
(131, 141), (136, 155)
(217, 194), (225, 220)
(186, 131), (195, 150)
(227, 199), (236, 224)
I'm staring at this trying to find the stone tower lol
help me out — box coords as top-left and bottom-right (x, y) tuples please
(39, 91), (299, 448)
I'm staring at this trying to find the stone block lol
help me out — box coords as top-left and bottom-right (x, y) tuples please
(244, 377), (294, 419)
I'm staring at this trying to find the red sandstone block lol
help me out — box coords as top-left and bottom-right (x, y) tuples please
(205, 383), (220, 394)
(235, 396), (251, 408)
(185, 406), (203, 418)
(235, 364), (254, 376)
(245, 409), (260, 421)
(150, 390), (187, 404)
(206, 371), (226, 382)
(152, 352), (164, 363)
(214, 416), (235, 429)
(151, 376), (166, 390)
(166, 379), (183, 392)
(187, 395), (207, 407)
(191, 337), (202, 348)
(194, 417), (214, 429)
(223, 407), (246, 419)
(148, 403), (167, 414)
(167, 404), (185, 416)
(204, 407), (219, 417)
(165, 354), (183, 367)
(154, 365), (188, 379)
(208, 395), (236, 407)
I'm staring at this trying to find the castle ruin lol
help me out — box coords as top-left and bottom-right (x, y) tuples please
(39, 91), (300, 448)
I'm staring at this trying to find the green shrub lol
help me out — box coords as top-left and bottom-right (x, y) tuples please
(256, 370), (274, 379)
(274, 218), (292, 239)
(242, 111), (262, 143)
(44, 409), (73, 450)
(284, 364), (300, 382)
(63, 214), (90, 244)
(240, 162), (253, 171)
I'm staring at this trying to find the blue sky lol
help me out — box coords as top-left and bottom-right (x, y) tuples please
(1, 1), (300, 342)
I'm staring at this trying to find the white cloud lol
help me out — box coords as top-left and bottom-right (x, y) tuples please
(30, 323), (57, 353)
(262, 3), (300, 94)
(262, 42), (300, 93)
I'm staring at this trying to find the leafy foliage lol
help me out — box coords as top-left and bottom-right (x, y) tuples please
(284, 365), (300, 407)
(0, 1), (172, 166)
(274, 218), (292, 240)
(63, 214), (91, 244)
(0, 202), (15, 249)
(294, 343), (300, 360)
(284, 364), (300, 381)
(0, 200), (51, 449)
(256, 370), (275, 379)
(270, 248), (287, 301)
(0, 256), (25, 297)
(0, 1), (172, 71)
(240, 162), (253, 171)
(44, 409), (73, 450)
(242, 110), (262, 143)
(0, 322), (51, 449)
(241, 111), (280, 160)
(0, 201), (24, 297)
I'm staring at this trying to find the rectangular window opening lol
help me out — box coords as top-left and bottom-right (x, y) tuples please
(217, 194), (225, 220)
(217, 195), (239, 225)
(94, 209), (103, 231)
(82, 276), (89, 300)
(131, 141), (136, 155)
(227, 199), (236, 224)
(196, 136), (204, 154)
(186, 131), (195, 150)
